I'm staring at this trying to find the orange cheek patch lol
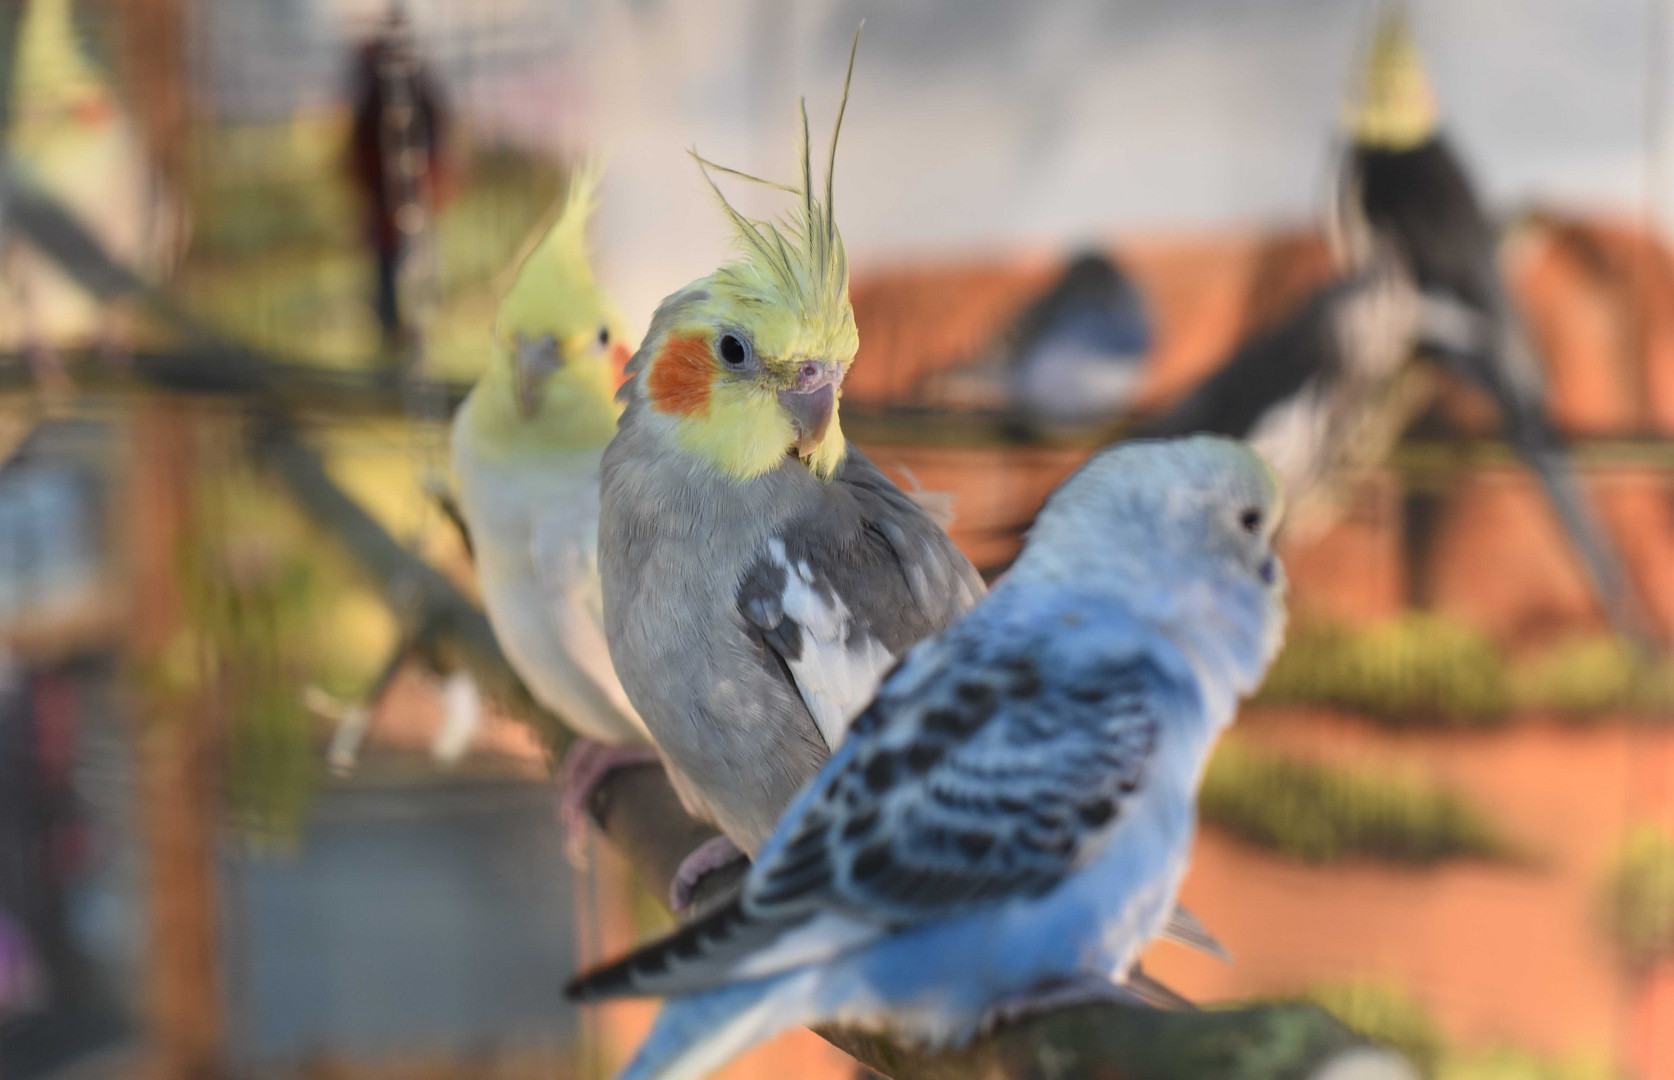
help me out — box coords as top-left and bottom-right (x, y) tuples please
(646, 334), (713, 417)
(610, 342), (632, 386)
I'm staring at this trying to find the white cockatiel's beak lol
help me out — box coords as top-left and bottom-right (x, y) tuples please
(777, 359), (844, 456)
(514, 334), (562, 418)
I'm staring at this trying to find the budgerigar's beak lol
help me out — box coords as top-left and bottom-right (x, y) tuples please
(778, 360), (844, 456)
(514, 335), (562, 418)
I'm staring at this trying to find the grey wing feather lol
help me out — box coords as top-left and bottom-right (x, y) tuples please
(735, 446), (984, 746)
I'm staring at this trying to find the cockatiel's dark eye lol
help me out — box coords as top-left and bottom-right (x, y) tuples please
(717, 332), (750, 367)
(1239, 508), (1262, 535)
(599, 326), (610, 346)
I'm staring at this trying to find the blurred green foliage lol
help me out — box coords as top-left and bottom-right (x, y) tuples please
(1600, 823), (1674, 971)
(1200, 737), (1516, 864)
(1303, 981), (1446, 1077)
(1438, 1050), (1617, 1080)
(1512, 636), (1674, 717)
(1259, 615), (1674, 724)
(179, 115), (563, 377)
(1257, 615), (1512, 726)
(184, 457), (324, 843)
(1299, 981), (1617, 1080)
(182, 437), (412, 843)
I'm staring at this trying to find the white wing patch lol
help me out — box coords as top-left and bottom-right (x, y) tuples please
(767, 539), (899, 748)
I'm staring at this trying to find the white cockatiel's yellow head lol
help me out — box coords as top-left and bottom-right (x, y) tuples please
(462, 166), (634, 457)
(623, 32), (862, 484)
(1347, 6), (1438, 151)
(10, 0), (118, 147)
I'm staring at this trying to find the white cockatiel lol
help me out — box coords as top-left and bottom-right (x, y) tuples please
(569, 436), (1289, 1080)
(452, 168), (657, 771)
(1, 0), (174, 369)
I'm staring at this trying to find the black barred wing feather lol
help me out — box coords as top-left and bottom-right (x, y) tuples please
(566, 605), (1201, 1005)
(748, 610), (1199, 925)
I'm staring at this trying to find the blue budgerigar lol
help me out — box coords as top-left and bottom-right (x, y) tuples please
(567, 435), (1289, 1080)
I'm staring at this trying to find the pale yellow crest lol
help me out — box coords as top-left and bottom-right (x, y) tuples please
(12, 0), (109, 129)
(690, 26), (863, 368)
(1348, 6), (1438, 151)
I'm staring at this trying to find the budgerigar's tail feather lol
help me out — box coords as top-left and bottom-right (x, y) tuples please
(610, 972), (814, 1080)
(566, 896), (808, 1002)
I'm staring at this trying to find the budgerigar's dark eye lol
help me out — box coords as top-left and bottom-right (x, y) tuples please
(598, 326), (610, 347)
(1239, 508), (1262, 535)
(717, 332), (749, 367)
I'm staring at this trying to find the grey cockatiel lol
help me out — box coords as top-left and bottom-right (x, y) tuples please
(598, 51), (984, 858)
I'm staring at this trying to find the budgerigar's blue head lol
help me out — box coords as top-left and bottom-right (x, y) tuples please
(1017, 435), (1288, 697)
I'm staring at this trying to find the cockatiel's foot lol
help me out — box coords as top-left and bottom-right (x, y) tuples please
(667, 834), (748, 913)
(557, 738), (663, 866)
(978, 966), (1192, 1036)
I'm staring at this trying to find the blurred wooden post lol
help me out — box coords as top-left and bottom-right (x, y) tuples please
(115, 0), (191, 202)
(128, 397), (225, 1080)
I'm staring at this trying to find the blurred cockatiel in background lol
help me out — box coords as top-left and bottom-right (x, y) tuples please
(1333, 5), (1653, 644)
(1141, 256), (1428, 538)
(599, 36), (985, 899)
(450, 166), (669, 833)
(0, 0), (177, 386)
(1004, 251), (1151, 426)
(925, 250), (1152, 428)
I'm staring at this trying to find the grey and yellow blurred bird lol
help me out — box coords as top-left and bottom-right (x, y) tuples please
(0, 0), (176, 384)
(451, 167), (662, 819)
(599, 39), (985, 888)
(1006, 251), (1151, 425)
(1334, 5), (1652, 642)
(925, 251), (1152, 429)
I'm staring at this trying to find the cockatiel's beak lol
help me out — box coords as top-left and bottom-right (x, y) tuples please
(514, 335), (562, 418)
(778, 360), (844, 456)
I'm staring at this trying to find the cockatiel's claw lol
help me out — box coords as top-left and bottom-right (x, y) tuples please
(556, 739), (663, 867)
(668, 835), (748, 914)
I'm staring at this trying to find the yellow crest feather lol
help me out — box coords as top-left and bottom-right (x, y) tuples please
(1348, 6), (1438, 151)
(690, 27), (863, 361)
(506, 163), (601, 289)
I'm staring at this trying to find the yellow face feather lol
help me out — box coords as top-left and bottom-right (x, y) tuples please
(637, 30), (863, 483)
(461, 165), (634, 457)
(12, 0), (116, 139)
(1348, 7), (1438, 151)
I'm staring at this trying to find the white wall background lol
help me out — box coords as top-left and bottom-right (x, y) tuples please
(223, 0), (1674, 327)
